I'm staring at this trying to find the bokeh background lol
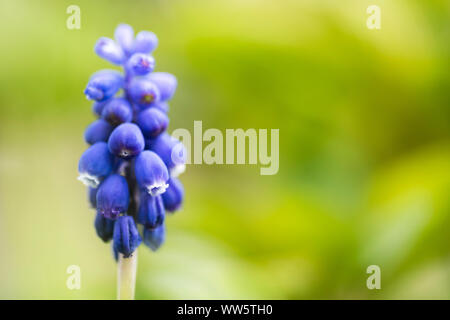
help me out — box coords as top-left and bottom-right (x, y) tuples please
(0, 0), (449, 299)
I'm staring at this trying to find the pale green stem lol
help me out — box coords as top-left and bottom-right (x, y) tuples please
(117, 251), (138, 300)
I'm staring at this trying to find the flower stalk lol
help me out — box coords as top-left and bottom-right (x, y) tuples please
(77, 24), (186, 299)
(117, 251), (138, 300)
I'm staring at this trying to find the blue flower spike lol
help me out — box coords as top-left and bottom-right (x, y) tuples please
(108, 123), (145, 158)
(147, 72), (177, 102)
(84, 70), (123, 102)
(114, 24), (134, 57)
(138, 192), (165, 229)
(143, 224), (166, 252)
(88, 187), (98, 208)
(101, 97), (133, 125)
(134, 150), (169, 196)
(147, 133), (186, 177)
(153, 101), (169, 113)
(95, 213), (115, 242)
(162, 177), (184, 212)
(128, 77), (160, 108)
(113, 215), (142, 258)
(78, 142), (114, 188)
(84, 119), (114, 145)
(112, 243), (119, 262)
(96, 174), (130, 219)
(95, 37), (126, 65)
(137, 107), (169, 138)
(79, 24), (185, 262)
(133, 31), (158, 54)
(92, 100), (109, 117)
(126, 53), (155, 76)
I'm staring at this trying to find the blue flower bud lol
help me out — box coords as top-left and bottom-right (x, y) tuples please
(136, 108), (169, 138)
(84, 119), (114, 145)
(162, 178), (184, 212)
(114, 24), (134, 56)
(84, 70), (123, 102)
(94, 213), (115, 242)
(101, 97), (133, 125)
(78, 142), (114, 188)
(113, 215), (142, 258)
(147, 133), (186, 177)
(126, 53), (155, 76)
(132, 31), (158, 54)
(143, 224), (165, 251)
(153, 101), (169, 113)
(112, 243), (119, 262)
(94, 37), (126, 65)
(147, 72), (177, 101)
(127, 77), (160, 108)
(92, 100), (109, 117)
(108, 123), (145, 158)
(88, 187), (98, 208)
(137, 192), (165, 228)
(96, 174), (130, 219)
(134, 150), (169, 196)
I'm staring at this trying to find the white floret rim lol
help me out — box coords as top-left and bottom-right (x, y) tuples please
(146, 181), (169, 196)
(77, 172), (100, 188)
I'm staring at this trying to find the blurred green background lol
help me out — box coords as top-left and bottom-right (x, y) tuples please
(0, 0), (449, 299)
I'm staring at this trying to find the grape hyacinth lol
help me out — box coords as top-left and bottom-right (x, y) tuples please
(77, 24), (185, 298)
